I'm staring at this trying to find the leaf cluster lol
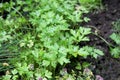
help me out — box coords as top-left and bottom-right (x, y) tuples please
(0, 0), (104, 79)
(110, 19), (120, 58)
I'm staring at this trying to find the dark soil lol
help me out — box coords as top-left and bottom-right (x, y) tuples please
(80, 0), (120, 80)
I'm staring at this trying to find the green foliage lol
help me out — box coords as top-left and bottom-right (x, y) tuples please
(110, 33), (120, 45)
(0, 0), (103, 79)
(79, 0), (103, 10)
(56, 64), (94, 80)
(0, 17), (19, 72)
(112, 19), (120, 31)
(78, 46), (104, 58)
(110, 19), (120, 58)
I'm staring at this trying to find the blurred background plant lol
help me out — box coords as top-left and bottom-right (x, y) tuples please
(110, 19), (120, 58)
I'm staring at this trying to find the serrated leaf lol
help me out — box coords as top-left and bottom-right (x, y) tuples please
(82, 62), (90, 68)
(75, 63), (82, 70)
(70, 30), (76, 37)
(84, 17), (90, 22)
(11, 69), (18, 75)
(111, 47), (120, 58)
(58, 57), (70, 65)
(110, 33), (120, 44)
(78, 48), (89, 58)
(94, 49), (104, 56)
(42, 60), (50, 67)
(81, 37), (89, 41)
(3, 75), (12, 80)
(45, 70), (52, 78)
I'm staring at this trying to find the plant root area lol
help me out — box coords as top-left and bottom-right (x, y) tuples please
(78, 0), (120, 80)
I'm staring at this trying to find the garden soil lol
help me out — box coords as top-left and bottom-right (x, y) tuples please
(79, 0), (120, 80)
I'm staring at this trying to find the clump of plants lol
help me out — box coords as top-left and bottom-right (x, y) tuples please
(0, 0), (103, 80)
(110, 19), (120, 58)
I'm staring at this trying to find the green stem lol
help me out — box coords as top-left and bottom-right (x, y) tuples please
(88, 26), (113, 47)
(94, 33), (111, 46)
